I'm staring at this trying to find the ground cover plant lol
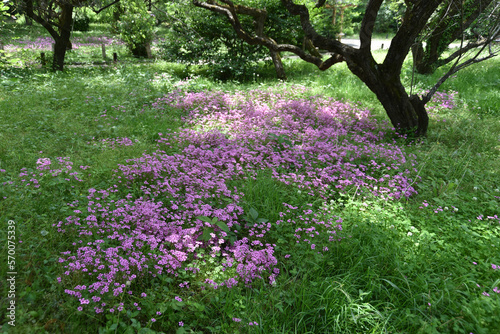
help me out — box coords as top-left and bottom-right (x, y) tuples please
(1, 26), (500, 334)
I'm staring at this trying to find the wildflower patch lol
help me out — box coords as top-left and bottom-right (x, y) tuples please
(47, 89), (420, 314)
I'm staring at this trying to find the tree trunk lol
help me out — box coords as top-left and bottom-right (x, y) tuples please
(349, 58), (429, 136)
(53, 39), (68, 71)
(51, 4), (73, 71)
(371, 77), (428, 136)
(131, 42), (150, 58)
(25, 15), (32, 26)
(303, 37), (321, 58)
(413, 45), (438, 75)
(411, 42), (430, 73)
(269, 49), (286, 80)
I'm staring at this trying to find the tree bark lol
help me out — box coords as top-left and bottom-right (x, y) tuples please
(269, 49), (286, 80)
(303, 37), (321, 58)
(345, 54), (429, 136)
(411, 42), (428, 73)
(25, 15), (32, 25)
(53, 39), (67, 71)
(366, 76), (428, 136)
(52, 3), (73, 71)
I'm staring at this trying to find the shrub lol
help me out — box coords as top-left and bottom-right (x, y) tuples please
(73, 13), (90, 32)
(115, 0), (155, 58)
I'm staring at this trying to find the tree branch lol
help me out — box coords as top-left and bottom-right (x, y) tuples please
(423, 8), (500, 104)
(23, 0), (60, 40)
(91, 0), (120, 15)
(440, 37), (494, 65)
(280, 0), (354, 56)
(359, 0), (383, 51)
(384, 1), (442, 72)
(423, 46), (498, 104)
(193, 0), (348, 71)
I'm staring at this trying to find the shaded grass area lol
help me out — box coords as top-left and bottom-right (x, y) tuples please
(0, 45), (499, 334)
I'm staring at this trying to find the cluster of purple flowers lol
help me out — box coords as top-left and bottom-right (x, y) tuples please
(422, 90), (458, 122)
(476, 264), (500, 297)
(52, 88), (419, 314)
(2, 156), (84, 190)
(425, 90), (458, 111)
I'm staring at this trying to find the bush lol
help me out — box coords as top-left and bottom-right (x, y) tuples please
(159, 5), (265, 81)
(115, 0), (155, 58)
(158, 0), (303, 81)
(73, 15), (90, 32)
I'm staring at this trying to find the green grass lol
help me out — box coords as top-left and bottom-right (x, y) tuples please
(1, 22), (500, 334)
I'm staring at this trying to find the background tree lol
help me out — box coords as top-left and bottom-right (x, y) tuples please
(16, 0), (119, 70)
(353, 0), (405, 35)
(412, 0), (500, 74)
(73, 7), (91, 31)
(113, 0), (155, 58)
(1, 0), (9, 60)
(193, 0), (500, 136)
(1, 1), (9, 26)
(19, 0), (77, 70)
(158, 0), (271, 80)
(311, 0), (362, 39)
(159, 0), (305, 80)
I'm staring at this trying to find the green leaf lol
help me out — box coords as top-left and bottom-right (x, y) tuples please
(176, 327), (187, 334)
(196, 216), (213, 224)
(138, 328), (157, 334)
(215, 221), (230, 232)
(123, 327), (135, 334)
(249, 207), (259, 220)
(201, 227), (214, 241)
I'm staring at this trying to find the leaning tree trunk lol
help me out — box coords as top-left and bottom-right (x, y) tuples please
(52, 3), (73, 71)
(370, 78), (429, 137)
(349, 58), (429, 136)
(371, 77), (429, 136)
(53, 38), (68, 71)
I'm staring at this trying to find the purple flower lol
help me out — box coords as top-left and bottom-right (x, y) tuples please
(48, 88), (424, 312)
